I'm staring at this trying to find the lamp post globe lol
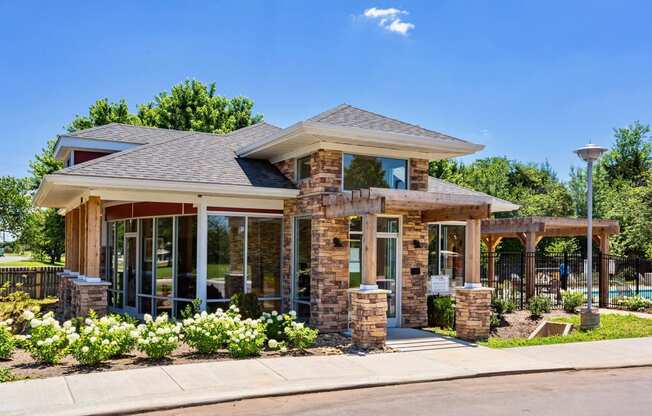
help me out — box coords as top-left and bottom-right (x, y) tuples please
(574, 143), (607, 330)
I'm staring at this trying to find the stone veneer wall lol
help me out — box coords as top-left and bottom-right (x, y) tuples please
(275, 151), (431, 332)
(409, 158), (429, 192)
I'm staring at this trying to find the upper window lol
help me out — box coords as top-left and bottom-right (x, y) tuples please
(296, 155), (311, 181)
(342, 154), (407, 191)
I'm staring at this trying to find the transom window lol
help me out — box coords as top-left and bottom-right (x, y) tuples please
(342, 154), (407, 190)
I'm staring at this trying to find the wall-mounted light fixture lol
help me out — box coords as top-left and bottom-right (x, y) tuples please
(333, 237), (343, 248)
(413, 240), (422, 248)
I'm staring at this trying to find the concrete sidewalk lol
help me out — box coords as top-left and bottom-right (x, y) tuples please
(2, 335), (652, 416)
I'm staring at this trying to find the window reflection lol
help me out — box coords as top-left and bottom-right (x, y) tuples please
(247, 218), (282, 300)
(176, 216), (197, 300)
(343, 154), (407, 190)
(207, 216), (245, 301)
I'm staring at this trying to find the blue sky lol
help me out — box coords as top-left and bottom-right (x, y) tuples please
(1, 0), (651, 180)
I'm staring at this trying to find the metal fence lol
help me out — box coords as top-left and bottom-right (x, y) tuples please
(473, 252), (652, 309)
(0, 267), (63, 299)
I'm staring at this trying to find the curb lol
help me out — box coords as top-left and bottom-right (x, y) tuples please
(40, 363), (652, 416)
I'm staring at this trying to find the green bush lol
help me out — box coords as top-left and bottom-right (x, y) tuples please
(261, 310), (296, 341)
(135, 313), (182, 359)
(66, 312), (138, 365)
(527, 295), (552, 319)
(21, 311), (68, 364)
(229, 293), (262, 319)
(561, 290), (586, 313)
(490, 312), (502, 329)
(182, 310), (234, 354)
(0, 283), (57, 334)
(614, 295), (652, 312)
(0, 320), (16, 359)
(427, 295), (455, 328)
(0, 367), (15, 383)
(227, 318), (266, 358)
(284, 321), (318, 349)
(492, 298), (516, 316)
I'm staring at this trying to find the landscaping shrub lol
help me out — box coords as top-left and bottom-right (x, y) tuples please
(66, 312), (138, 365)
(0, 283), (57, 334)
(284, 321), (318, 349)
(135, 313), (182, 359)
(226, 318), (266, 358)
(490, 312), (502, 329)
(614, 295), (652, 312)
(261, 310), (296, 341)
(491, 298), (516, 316)
(427, 295), (455, 328)
(561, 290), (586, 313)
(229, 293), (262, 319)
(0, 319), (16, 359)
(182, 310), (234, 354)
(21, 311), (68, 364)
(180, 299), (203, 320)
(527, 295), (552, 319)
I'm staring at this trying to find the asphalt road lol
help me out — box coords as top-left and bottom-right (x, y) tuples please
(145, 367), (652, 416)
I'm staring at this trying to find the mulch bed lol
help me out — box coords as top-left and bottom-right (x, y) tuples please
(490, 310), (575, 339)
(1, 332), (389, 381)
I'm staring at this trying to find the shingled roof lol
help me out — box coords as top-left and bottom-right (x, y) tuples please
(63, 123), (191, 145)
(308, 104), (469, 145)
(55, 123), (295, 189)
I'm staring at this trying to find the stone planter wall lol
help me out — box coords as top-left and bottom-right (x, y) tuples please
(350, 289), (388, 349)
(455, 287), (493, 341)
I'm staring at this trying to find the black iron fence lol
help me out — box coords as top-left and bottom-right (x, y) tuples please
(0, 267), (63, 299)
(460, 252), (652, 309)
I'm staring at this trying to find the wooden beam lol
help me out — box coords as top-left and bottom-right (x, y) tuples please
(85, 196), (102, 278)
(322, 193), (384, 218)
(464, 219), (481, 285)
(68, 207), (80, 272)
(421, 204), (490, 222)
(361, 214), (377, 288)
(79, 203), (86, 275)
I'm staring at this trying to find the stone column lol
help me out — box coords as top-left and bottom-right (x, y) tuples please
(455, 287), (493, 341)
(70, 279), (112, 318)
(349, 289), (388, 349)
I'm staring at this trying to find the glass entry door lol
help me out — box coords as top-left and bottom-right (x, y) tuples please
(376, 217), (400, 327)
(124, 235), (138, 312)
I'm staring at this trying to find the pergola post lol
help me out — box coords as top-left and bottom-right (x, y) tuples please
(84, 196), (102, 278)
(68, 207), (80, 272)
(456, 219), (493, 341)
(525, 231), (538, 300)
(349, 212), (388, 349)
(598, 233), (610, 307)
(484, 236), (502, 288)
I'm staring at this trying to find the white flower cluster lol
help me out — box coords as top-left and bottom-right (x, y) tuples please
(22, 311), (68, 364)
(135, 313), (182, 359)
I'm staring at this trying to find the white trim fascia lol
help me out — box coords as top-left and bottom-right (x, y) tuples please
(54, 136), (140, 159)
(238, 122), (484, 159)
(42, 174), (299, 199)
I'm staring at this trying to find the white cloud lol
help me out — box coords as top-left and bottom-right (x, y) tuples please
(362, 7), (415, 36)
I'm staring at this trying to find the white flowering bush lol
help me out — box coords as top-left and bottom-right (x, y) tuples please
(261, 310), (296, 342)
(226, 318), (266, 358)
(22, 311), (68, 364)
(66, 313), (138, 365)
(135, 314), (182, 359)
(284, 321), (318, 349)
(182, 310), (234, 354)
(0, 319), (16, 359)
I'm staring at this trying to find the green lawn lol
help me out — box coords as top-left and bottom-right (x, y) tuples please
(481, 314), (652, 348)
(0, 259), (64, 268)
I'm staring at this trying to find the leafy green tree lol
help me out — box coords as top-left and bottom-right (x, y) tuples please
(601, 121), (651, 187)
(27, 139), (63, 190)
(69, 98), (140, 132)
(0, 176), (31, 237)
(137, 80), (262, 133)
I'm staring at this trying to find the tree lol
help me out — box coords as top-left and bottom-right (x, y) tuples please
(27, 139), (63, 190)
(69, 98), (140, 132)
(136, 80), (262, 133)
(601, 121), (651, 187)
(0, 176), (30, 237)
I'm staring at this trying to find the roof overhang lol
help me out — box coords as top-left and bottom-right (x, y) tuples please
(54, 135), (140, 160)
(481, 216), (620, 237)
(236, 122), (485, 163)
(33, 173), (299, 211)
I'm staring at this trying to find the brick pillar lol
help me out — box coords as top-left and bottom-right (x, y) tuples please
(70, 280), (111, 317)
(455, 287), (493, 341)
(350, 289), (388, 349)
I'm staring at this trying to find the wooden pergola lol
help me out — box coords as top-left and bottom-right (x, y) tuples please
(481, 216), (620, 304)
(322, 188), (494, 288)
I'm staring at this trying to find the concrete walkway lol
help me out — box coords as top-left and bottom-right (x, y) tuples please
(2, 335), (652, 416)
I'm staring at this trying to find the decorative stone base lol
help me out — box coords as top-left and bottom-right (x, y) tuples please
(455, 287), (493, 341)
(349, 289), (388, 349)
(580, 308), (600, 330)
(58, 276), (111, 320)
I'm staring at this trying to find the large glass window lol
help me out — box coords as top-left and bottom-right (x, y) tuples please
(349, 217), (362, 289)
(293, 217), (311, 320)
(207, 216), (245, 306)
(176, 216), (197, 301)
(139, 218), (154, 297)
(343, 154), (407, 190)
(247, 218), (282, 307)
(114, 222), (125, 308)
(428, 223), (465, 285)
(154, 217), (174, 316)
